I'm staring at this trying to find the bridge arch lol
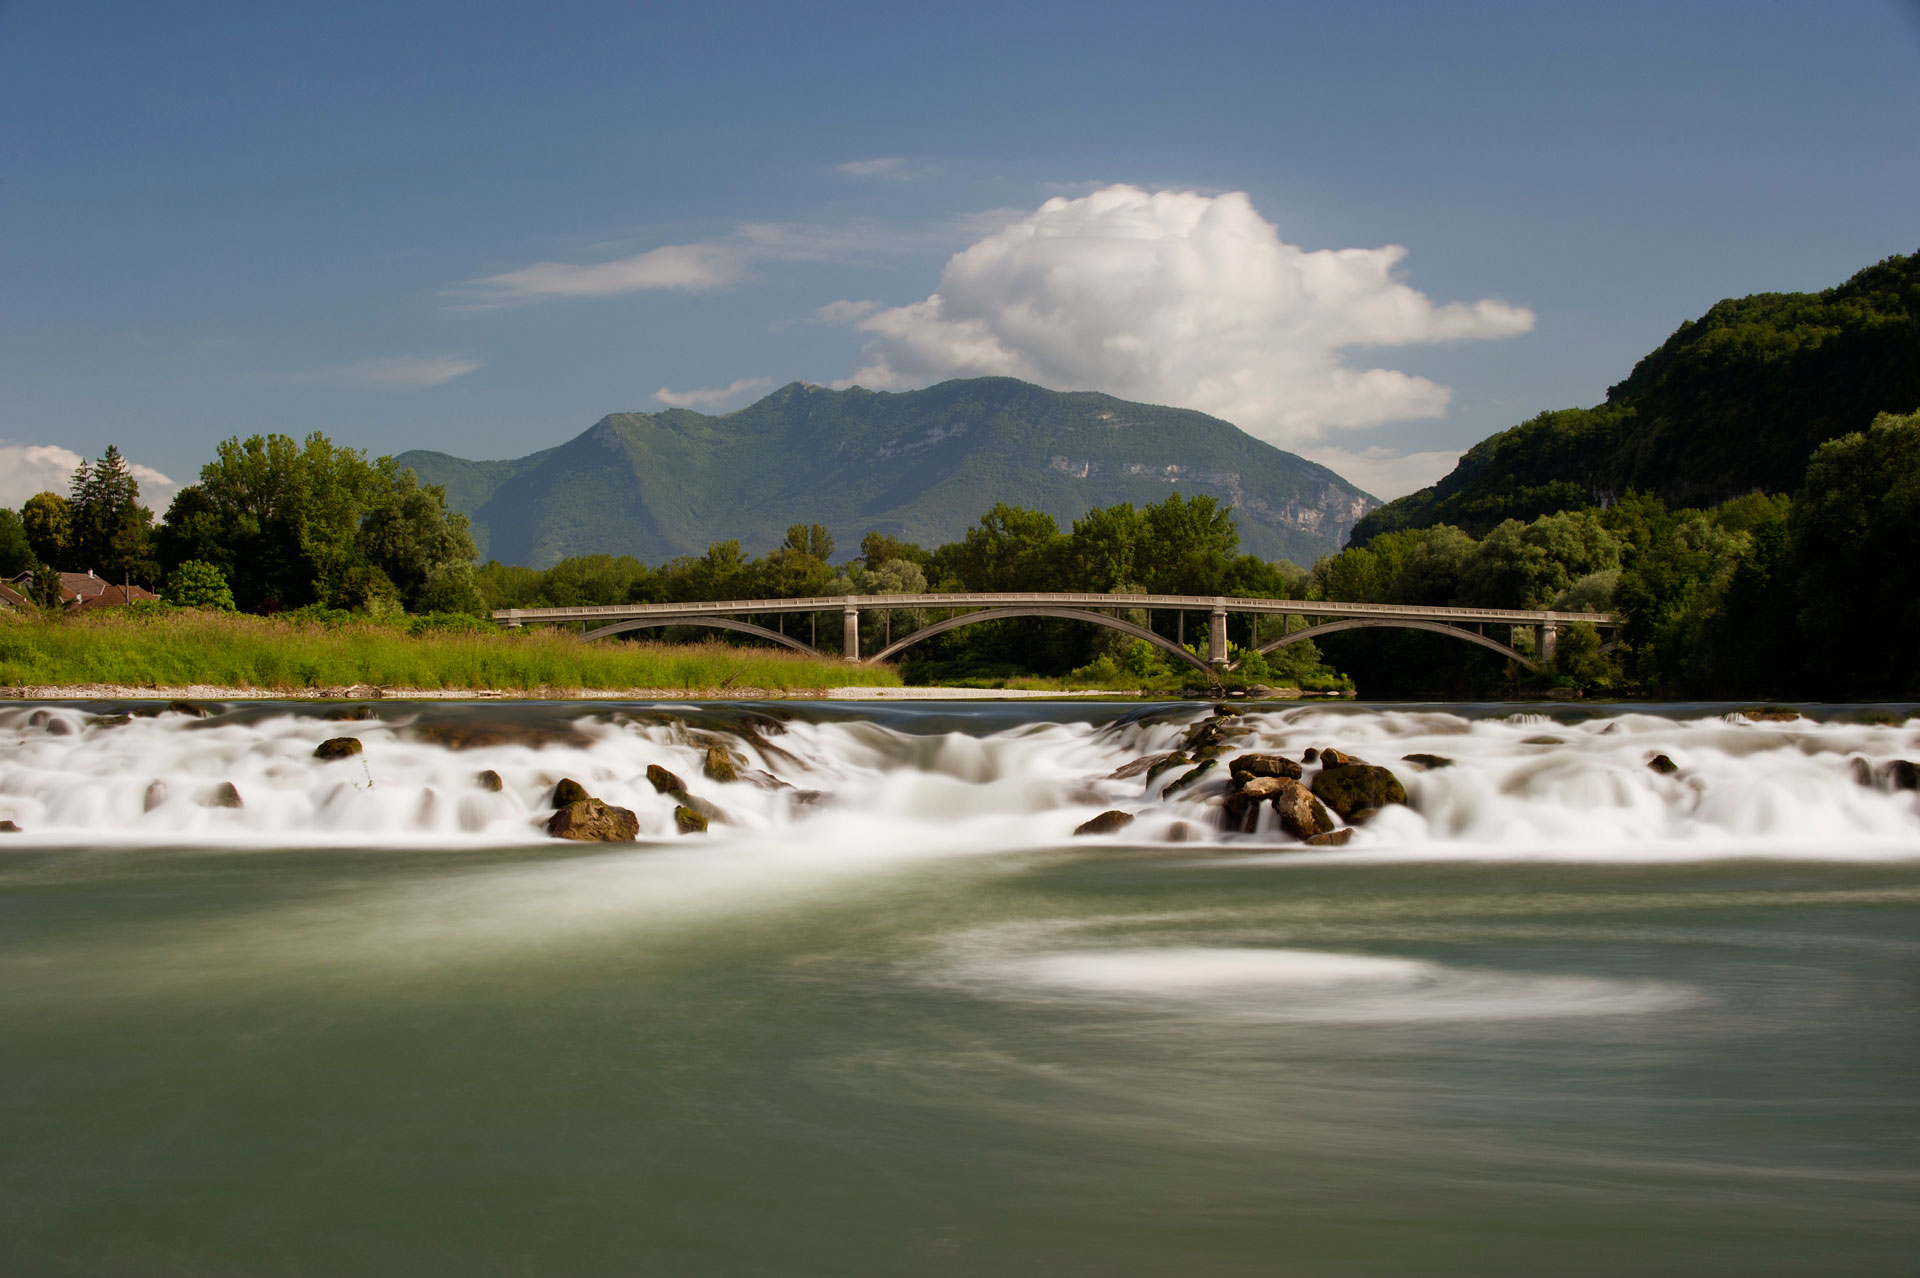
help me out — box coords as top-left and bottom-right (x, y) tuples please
(582, 615), (822, 656)
(864, 606), (1215, 675)
(1260, 617), (1540, 672)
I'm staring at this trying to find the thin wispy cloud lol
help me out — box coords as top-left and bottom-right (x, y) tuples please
(329, 355), (483, 389)
(814, 299), (883, 325)
(450, 221), (922, 308)
(653, 377), (775, 409)
(835, 156), (937, 181)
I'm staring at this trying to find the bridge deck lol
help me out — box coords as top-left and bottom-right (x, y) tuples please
(495, 593), (1616, 628)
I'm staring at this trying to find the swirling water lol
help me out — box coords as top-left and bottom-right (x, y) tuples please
(1, 700), (1916, 1274)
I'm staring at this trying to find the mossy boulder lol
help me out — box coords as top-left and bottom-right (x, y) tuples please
(1160, 759), (1218, 797)
(476, 770), (504, 792)
(1317, 748), (1366, 768)
(1228, 753), (1302, 782)
(312, 737), (363, 762)
(550, 778), (592, 807)
(1074, 810), (1136, 836)
(0, 820), (19, 834)
(1143, 752), (1192, 784)
(674, 804), (710, 835)
(646, 764), (686, 794)
(703, 746), (740, 784)
(546, 798), (639, 842)
(1270, 779), (1337, 840)
(1309, 765), (1406, 823)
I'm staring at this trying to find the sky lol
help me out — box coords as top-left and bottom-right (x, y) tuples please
(3, 0), (1917, 512)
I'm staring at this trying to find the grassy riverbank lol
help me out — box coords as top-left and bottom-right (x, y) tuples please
(0, 609), (902, 693)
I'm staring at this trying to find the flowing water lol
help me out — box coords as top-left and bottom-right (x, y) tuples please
(2, 700), (1917, 1274)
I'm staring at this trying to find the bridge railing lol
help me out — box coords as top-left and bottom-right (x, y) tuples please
(493, 592), (1618, 629)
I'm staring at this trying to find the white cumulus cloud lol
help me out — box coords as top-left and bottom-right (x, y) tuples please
(814, 298), (883, 325)
(839, 184), (1534, 495)
(0, 443), (179, 509)
(1301, 446), (1465, 504)
(653, 377), (776, 410)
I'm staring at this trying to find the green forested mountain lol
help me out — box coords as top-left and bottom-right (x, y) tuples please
(398, 378), (1375, 568)
(1351, 251), (1920, 543)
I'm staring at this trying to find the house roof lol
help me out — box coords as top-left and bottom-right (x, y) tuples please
(0, 582), (31, 611)
(73, 582), (159, 610)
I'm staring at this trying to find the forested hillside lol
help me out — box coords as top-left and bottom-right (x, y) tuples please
(1351, 251), (1920, 542)
(399, 378), (1375, 568)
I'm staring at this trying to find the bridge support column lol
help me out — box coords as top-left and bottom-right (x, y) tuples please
(1536, 623), (1558, 669)
(1209, 606), (1230, 666)
(843, 607), (861, 661)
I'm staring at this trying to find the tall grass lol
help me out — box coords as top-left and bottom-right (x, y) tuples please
(0, 610), (901, 691)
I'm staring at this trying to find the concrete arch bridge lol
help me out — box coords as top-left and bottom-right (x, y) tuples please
(495, 593), (1619, 674)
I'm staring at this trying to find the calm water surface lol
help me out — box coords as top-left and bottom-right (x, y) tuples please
(1, 701), (1915, 1274)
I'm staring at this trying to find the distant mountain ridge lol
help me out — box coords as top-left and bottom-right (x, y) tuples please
(398, 378), (1376, 568)
(1350, 250), (1920, 543)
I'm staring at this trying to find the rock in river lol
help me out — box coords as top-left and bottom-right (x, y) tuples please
(0, 820), (19, 834)
(646, 764), (686, 794)
(1228, 753), (1302, 782)
(1647, 754), (1679, 775)
(703, 746), (740, 784)
(1309, 765), (1406, 823)
(1270, 779), (1337, 841)
(1401, 753), (1453, 770)
(674, 805), (710, 835)
(1074, 810), (1136, 836)
(546, 798), (639, 842)
(550, 778), (592, 807)
(312, 737), (363, 761)
(200, 782), (243, 809)
(476, 770), (504, 792)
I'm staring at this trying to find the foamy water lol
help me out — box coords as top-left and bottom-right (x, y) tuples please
(0, 700), (1916, 859)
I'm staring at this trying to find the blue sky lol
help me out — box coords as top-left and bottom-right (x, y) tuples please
(3, 0), (1916, 508)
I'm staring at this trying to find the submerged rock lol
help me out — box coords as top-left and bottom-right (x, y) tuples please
(546, 798), (639, 842)
(133, 700), (209, 719)
(674, 804), (709, 835)
(1309, 765), (1406, 823)
(1183, 718), (1251, 759)
(646, 764), (686, 794)
(1881, 760), (1920, 791)
(1108, 753), (1175, 780)
(324, 704), (377, 722)
(1271, 780), (1337, 841)
(312, 737), (363, 761)
(1401, 753), (1454, 770)
(200, 782), (243, 809)
(1647, 753), (1679, 775)
(476, 770), (504, 792)
(1160, 759), (1218, 797)
(1143, 752), (1192, 784)
(550, 778), (592, 807)
(92, 713), (131, 728)
(409, 722), (591, 752)
(703, 746), (740, 784)
(1304, 829), (1353, 847)
(1228, 753), (1302, 782)
(1739, 707), (1799, 723)
(1164, 821), (1196, 843)
(144, 780), (167, 812)
(671, 790), (725, 823)
(1074, 810), (1136, 836)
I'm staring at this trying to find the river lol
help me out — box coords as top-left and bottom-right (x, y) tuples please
(2, 700), (1916, 1274)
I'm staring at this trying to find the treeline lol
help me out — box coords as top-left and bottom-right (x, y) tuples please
(1308, 410), (1920, 698)
(1354, 250), (1919, 539)
(478, 494), (1345, 687)
(2, 434), (483, 616)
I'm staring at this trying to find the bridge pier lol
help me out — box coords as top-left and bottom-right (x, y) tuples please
(843, 606), (861, 661)
(1209, 605), (1229, 666)
(1535, 623), (1558, 669)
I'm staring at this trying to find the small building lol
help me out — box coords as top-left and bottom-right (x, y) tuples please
(0, 582), (31, 613)
(1, 569), (158, 610)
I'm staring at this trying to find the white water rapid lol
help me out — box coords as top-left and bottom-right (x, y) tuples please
(1, 701), (1916, 859)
